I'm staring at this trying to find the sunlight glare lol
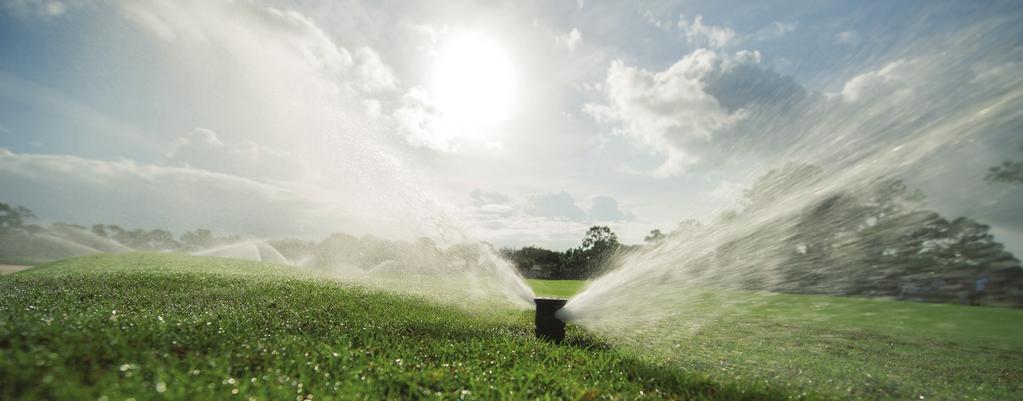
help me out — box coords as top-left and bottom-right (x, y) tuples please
(432, 32), (517, 128)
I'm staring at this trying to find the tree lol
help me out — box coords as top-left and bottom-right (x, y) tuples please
(986, 141), (1023, 184)
(742, 163), (824, 213)
(644, 229), (666, 244)
(0, 202), (35, 230)
(91, 224), (108, 238)
(180, 229), (215, 251)
(581, 226), (618, 251)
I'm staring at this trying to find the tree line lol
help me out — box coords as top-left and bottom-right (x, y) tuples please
(501, 158), (1023, 307)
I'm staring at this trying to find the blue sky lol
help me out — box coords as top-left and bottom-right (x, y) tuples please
(1, 0), (1021, 251)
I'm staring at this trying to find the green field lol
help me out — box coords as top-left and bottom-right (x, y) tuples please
(2, 253), (1021, 400)
(527, 279), (586, 298)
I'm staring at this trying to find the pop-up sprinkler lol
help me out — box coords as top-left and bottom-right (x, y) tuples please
(534, 298), (567, 342)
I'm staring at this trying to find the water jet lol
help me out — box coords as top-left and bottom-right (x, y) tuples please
(534, 297), (568, 342)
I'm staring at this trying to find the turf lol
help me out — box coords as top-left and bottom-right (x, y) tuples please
(2, 253), (1021, 400)
(0, 253), (792, 401)
(527, 279), (586, 298)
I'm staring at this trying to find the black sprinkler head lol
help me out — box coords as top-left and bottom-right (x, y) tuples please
(534, 298), (568, 342)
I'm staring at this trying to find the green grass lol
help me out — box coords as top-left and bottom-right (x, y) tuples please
(1, 253), (1021, 400)
(0, 253), (794, 401)
(527, 279), (586, 298)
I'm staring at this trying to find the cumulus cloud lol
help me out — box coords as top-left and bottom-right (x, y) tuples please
(469, 189), (517, 216)
(166, 128), (309, 181)
(393, 86), (454, 152)
(114, 0), (398, 149)
(555, 28), (582, 52)
(677, 14), (735, 49)
(525, 191), (587, 221)
(839, 59), (923, 104)
(584, 50), (742, 175)
(584, 48), (812, 176)
(353, 47), (398, 92)
(588, 196), (633, 221)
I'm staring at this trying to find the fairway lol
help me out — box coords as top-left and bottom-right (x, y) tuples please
(2, 253), (1022, 400)
(527, 279), (586, 298)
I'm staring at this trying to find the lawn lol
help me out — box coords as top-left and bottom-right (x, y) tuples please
(527, 279), (586, 298)
(1, 253), (1021, 400)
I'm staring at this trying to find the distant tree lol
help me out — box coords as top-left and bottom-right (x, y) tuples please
(581, 226), (618, 251)
(644, 229), (665, 244)
(501, 245), (563, 278)
(573, 226), (621, 277)
(180, 229), (215, 251)
(986, 142), (1023, 184)
(0, 202), (35, 229)
(144, 229), (180, 250)
(91, 224), (108, 238)
(742, 163), (824, 213)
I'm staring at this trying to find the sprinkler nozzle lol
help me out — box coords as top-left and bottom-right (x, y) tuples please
(534, 298), (568, 342)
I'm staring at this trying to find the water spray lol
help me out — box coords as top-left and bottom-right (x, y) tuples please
(534, 297), (568, 342)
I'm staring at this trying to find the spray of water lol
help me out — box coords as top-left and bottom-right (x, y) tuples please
(561, 14), (1023, 340)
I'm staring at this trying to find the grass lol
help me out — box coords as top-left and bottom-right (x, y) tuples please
(0, 253), (794, 401)
(527, 279), (586, 298)
(1, 253), (1021, 400)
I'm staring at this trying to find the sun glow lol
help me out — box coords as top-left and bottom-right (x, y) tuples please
(431, 32), (517, 127)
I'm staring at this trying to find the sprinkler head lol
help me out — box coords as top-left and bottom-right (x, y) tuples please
(534, 298), (567, 343)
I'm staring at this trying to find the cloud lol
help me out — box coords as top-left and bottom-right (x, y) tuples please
(353, 47), (398, 92)
(1, 0), (85, 19)
(839, 59), (922, 104)
(0, 149), (335, 235)
(555, 28), (582, 52)
(393, 86), (454, 152)
(525, 191), (587, 221)
(584, 48), (813, 176)
(460, 189), (644, 249)
(677, 14), (735, 49)
(588, 196), (633, 221)
(836, 30), (858, 44)
(704, 179), (745, 210)
(166, 128), (309, 181)
(755, 21), (796, 41)
(584, 50), (742, 176)
(114, 0), (398, 148)
(470, 189), (513, 207)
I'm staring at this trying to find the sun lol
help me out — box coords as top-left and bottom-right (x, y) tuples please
(431, 32), (517, 128)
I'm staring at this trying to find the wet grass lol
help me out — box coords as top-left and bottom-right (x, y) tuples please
(0, 253), (794, 401)
(2, 253), (1020, 400)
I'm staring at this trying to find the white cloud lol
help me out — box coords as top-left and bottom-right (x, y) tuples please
(114, 0), (398, 149)
(705, 179), (744, 210)
(839, 59), (922, 104)
(971, 61), (1022, 84)
(526, 191), (587, 221)
(1, 0), (85, 19)
(393, 86), (454, 152)
(755, 21), (796, 41)
(555, 28), (582, 52)
(588, 196), (633, 221)
(584, 50), (744, 176)
(677, 14), (735, 49)
(353, 47), (398, 92)
(167, 128), (309, 181)
(0, 149), (332, 235)
(836, 30), (858, 44)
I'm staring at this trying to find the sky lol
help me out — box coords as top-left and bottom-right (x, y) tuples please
(0, 0), (1021, 251)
